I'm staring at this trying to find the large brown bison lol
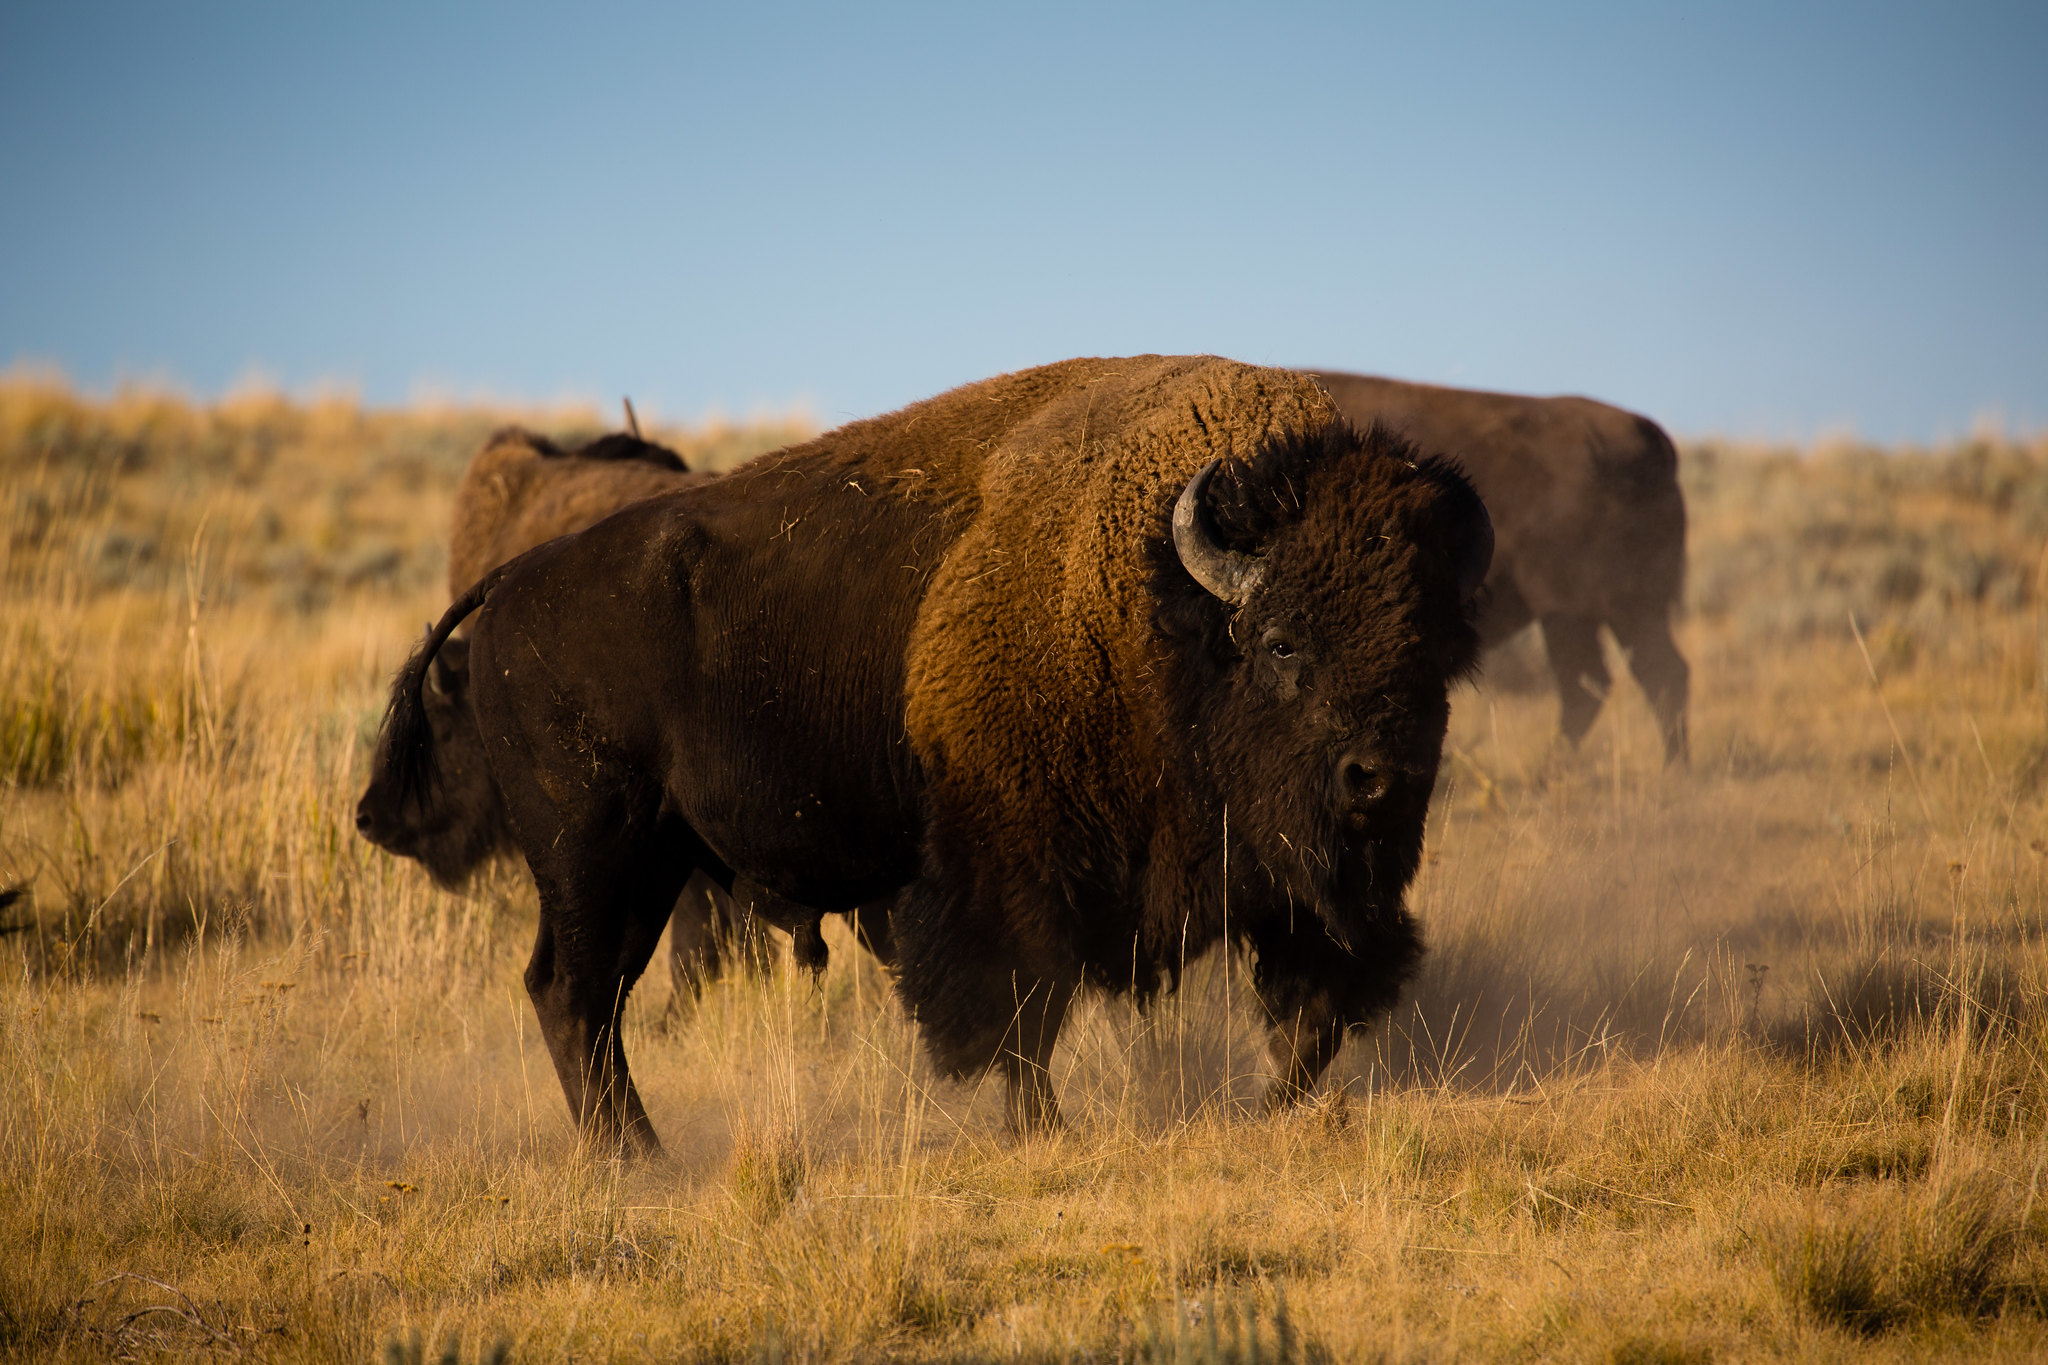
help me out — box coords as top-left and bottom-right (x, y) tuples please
(353, 427), (770, 999)
(376, 356), (1492, 1153)
(1310, 373), (1689, 763)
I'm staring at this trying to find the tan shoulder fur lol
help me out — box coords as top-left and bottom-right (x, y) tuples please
(899, 355), (1337, 873)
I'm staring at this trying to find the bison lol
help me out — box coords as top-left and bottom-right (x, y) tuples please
(353, 426), (774, 999)
(445, 426), (702, 597)
(376, 356), (1492, 1153)
(1310, 373), (1689, 763)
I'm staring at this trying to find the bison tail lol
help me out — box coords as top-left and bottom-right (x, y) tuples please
(381, 562), (512, 813)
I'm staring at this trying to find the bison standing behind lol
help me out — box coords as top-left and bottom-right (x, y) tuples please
(444, 426), (700, 596)
(1312, 373), (1690, 763)
(378, 356), (1491, 1153)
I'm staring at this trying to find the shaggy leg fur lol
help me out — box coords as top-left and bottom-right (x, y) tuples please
(1248, 910), (1422, 1110)
(892, 859), (1078, 1134)
(521, 813), (697, 1158)
(1540, 611), (1611, 748)
(1609, 607), (1691, 765)
(1260, 990), (1346, 1111)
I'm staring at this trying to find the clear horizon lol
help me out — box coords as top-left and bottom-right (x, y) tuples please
(3, 2), (2043, 443)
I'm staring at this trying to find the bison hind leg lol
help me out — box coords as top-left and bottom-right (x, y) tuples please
(661, 874), (729, 1026)
(661, 874), (779, 1028)
(1609, 607), (1691, 765)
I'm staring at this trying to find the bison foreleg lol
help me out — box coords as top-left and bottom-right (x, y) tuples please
(1539, 611), (1611, 748)
(1260, 990), (1346, 1111)
(526, 920), (667, 1157)
(523, 831), (692, 1158)
(850, 900), (897, 967)
(530, 990), (657, 1153)
(891, 870), (1077, 1135)
(1249, 910), (1420, 1112)
(1000, 977), (1076, 1135)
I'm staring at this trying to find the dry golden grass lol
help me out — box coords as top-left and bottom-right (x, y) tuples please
(3, 379), (2046, 1362)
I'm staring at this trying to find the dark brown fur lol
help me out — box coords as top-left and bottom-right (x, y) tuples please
(1311, 373), (1689, 761)
(356, 428), (772, 1001)
(376, 356), (1490, 1153)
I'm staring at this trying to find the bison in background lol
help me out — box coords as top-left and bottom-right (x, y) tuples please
(1310, 373), (1690, 763)
(445, 427), (699, 597)
(376, 355), (1492, 1154)
(353, 426), (773, 1001)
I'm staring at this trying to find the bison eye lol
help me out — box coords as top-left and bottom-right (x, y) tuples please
(1258, 626), (1304, 698)
(1259, 626), (1301, 663)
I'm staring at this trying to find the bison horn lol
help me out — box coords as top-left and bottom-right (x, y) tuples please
(1173, 459), (1263, 604)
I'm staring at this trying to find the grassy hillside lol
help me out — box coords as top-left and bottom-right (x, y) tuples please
(2, 379), (2045, 1362)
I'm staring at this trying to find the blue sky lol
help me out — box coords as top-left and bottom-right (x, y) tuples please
(2, 2), (2042, 441)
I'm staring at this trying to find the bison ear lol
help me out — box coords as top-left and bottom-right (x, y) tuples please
(432, 637), (470, 698)
(1452, 494), (1495, 608)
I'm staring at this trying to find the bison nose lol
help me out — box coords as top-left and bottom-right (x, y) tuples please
(1335, 750), (1390, 810)
(353, 801), (376, 837)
